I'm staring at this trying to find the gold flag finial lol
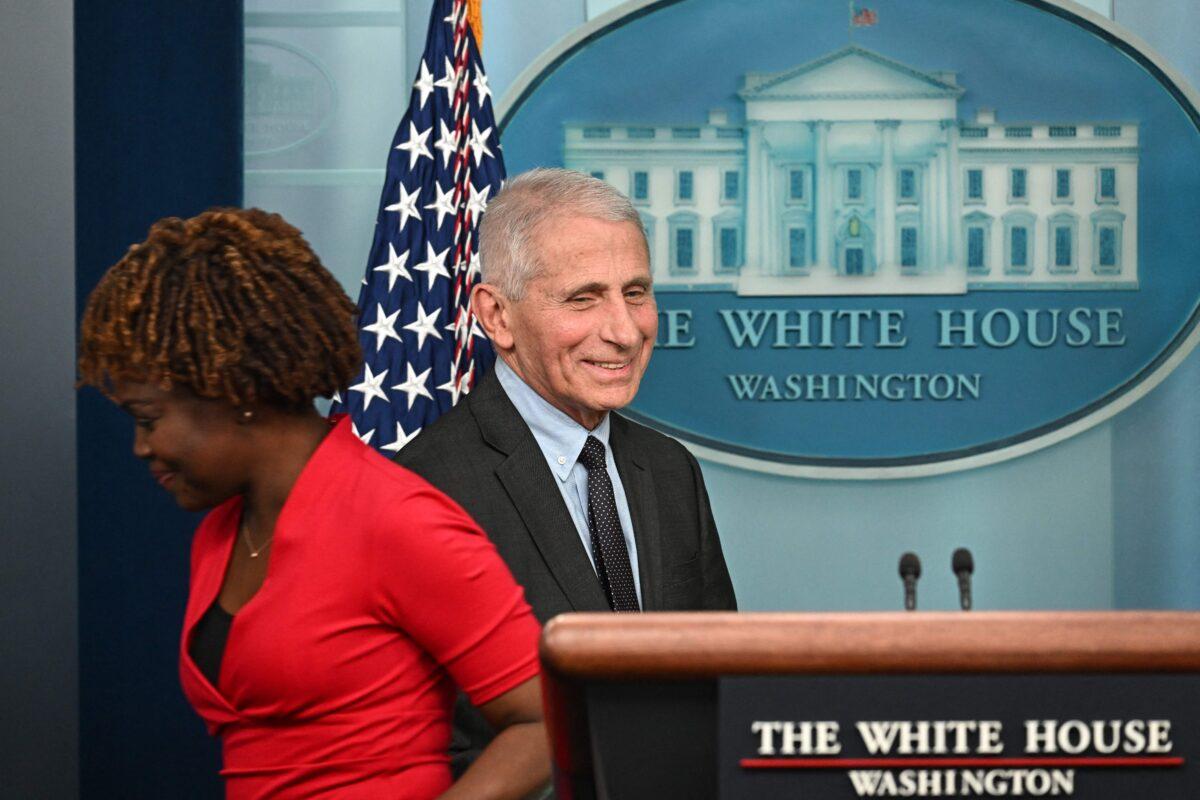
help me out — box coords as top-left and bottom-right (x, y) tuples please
(467, 0), (484, 52)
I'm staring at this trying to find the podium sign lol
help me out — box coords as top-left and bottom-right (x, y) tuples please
(540, 612), (1200, 800)
(720, 674), (1197, 798)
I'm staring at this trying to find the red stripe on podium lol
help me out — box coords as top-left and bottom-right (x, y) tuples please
(740, 756), (1186, 769)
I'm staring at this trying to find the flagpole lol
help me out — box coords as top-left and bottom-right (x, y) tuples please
(848, 0), (854, 42)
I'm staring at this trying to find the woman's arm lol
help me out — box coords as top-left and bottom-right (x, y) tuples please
(438, 676), (549, 800)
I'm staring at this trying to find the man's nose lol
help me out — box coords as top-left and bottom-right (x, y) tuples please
(599, 296), (642, 349)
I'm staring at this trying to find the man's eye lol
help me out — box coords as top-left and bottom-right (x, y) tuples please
(626, 289), (648, 301)
(135, 418), (157, 431)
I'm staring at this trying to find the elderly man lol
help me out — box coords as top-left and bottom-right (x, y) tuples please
(397, 167), (736, 618)
(396, 167), (735, 779)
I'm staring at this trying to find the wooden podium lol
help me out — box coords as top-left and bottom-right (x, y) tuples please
(539, 611), (1200, 800)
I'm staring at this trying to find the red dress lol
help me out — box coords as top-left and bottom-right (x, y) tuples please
(179, 416), (541, 799)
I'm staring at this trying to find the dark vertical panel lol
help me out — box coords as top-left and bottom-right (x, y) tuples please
(75, 1), (242, 795)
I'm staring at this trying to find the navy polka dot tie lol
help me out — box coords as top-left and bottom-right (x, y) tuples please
(578, 436), (640, 612)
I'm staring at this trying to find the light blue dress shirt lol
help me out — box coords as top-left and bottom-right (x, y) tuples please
(495, 358), (643, 606)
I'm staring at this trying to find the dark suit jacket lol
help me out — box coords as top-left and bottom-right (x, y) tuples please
(395, 370), (737, 622)
(394, 370), (737, 783)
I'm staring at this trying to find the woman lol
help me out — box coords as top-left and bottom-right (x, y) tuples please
(77, 208), (549, 799)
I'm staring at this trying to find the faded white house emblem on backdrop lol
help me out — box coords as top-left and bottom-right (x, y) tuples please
(244, 39), (338, 156)
(564, 46), (1139, 297)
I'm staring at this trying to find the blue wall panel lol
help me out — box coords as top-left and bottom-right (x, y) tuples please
(75, 1), (243, 795)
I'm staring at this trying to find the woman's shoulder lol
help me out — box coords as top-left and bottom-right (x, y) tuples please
(346, 433), (459, 507)
(320, 418), (480, 535)
(308, 416), (432, 490)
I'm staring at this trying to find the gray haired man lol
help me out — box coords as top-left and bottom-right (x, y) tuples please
(396, 168), (736, 774)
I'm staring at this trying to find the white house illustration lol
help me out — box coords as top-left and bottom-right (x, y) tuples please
(563, 46), (1139, 295)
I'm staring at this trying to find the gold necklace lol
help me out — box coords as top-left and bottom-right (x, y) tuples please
(241, 520), (274, 558)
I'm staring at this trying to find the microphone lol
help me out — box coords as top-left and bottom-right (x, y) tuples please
(952, 548), (975, 611)
(898, 552), (921, 611)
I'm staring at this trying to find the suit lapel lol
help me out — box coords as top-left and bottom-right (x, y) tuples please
(611, 414), (663, 611)
(470, 373), (611, 612)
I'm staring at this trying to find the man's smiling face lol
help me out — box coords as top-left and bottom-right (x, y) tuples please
(501, 215), (657, 429)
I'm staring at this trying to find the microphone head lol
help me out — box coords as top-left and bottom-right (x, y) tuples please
(899, 552), (921, 579)
(952, 547), (975, 576)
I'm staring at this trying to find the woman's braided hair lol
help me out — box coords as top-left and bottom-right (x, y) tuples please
(78, 207), (360, 408)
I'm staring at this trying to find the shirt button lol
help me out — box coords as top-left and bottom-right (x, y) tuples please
(557, 456), (566, 465)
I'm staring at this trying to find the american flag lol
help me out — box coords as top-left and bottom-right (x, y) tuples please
(331, 0), (503, 453)
(850, 2), (878, 27)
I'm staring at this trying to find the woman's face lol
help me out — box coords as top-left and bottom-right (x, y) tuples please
(111, 380), (253, 511)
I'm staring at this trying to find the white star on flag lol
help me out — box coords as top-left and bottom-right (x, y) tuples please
(412, 242), (451, 289)
(434, 56), (458, 99)
(424, 181), (457, 229)
(468, 120), (494, 166)
(474, 69), (492, 105)
(373, 243), (412, 291)
(362, 303), (402, 351)
(463, 120), (492, 165)
(436, 373), (464, 405)
(381, 421), (422, 453)
(445, 313), (472, 346)
(448, 313), (485, 343)
(351, 421), (375, 445)
(349, 363), (389, 410)
(412, 59), (435, 109)
(384, 183), (422, 229)
(391, 363), (434, 410)
(433, 119), (459, 167)
(404, 301), (444, 350)
(394, 121), (433, 169)
(466, 182), (491, 219)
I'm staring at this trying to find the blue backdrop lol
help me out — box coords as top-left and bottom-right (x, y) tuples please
(75, 1), (242, 795)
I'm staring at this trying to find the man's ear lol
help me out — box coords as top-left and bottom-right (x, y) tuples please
(472, 283), (514, 352)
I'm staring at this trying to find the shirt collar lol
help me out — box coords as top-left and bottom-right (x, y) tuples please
(495, 358), (611, 483)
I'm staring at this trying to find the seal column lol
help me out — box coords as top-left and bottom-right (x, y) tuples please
(943, 119), (961, 267)
(745, 121), (765, 276)
(815, 120), (832, 272)
(933, 141), (948, 271)
(877, 120), (899, 275)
